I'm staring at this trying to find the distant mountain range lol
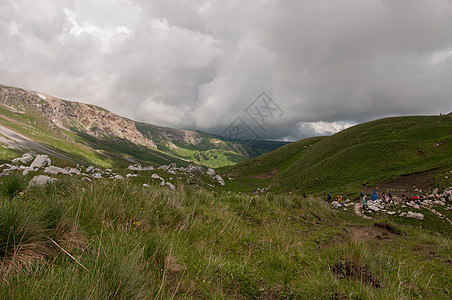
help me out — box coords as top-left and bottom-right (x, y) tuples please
(0, 84), (288, 168)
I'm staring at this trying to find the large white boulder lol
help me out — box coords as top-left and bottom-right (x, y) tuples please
(30, 155), (51, 168)
(28, 175), (57, 187)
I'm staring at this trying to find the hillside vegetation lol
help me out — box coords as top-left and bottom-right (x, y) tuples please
(224, 115), (452, 195)
(0, 176), (450, 299)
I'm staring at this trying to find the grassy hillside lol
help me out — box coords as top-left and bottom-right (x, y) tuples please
(223, 115), (452, 194)
(1, 176), (450, 299)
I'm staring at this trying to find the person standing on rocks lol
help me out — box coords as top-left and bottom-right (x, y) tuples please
(362, 194), (367, 210)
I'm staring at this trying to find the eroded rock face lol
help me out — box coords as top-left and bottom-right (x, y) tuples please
(28, 175), (57, 187)
(30, 155), (51, 168)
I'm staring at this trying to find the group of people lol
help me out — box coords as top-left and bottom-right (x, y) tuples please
(360, 190), (394, 209)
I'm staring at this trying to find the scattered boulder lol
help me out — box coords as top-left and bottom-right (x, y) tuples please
(406, 211), (424, 220)
(44, 166), (70, 175)
(22, 167), (36, 176)
(168, 163), (177, 169)
(331, 201), (342, 209)
(186, 165), (203, 175)
(126, 174), (137, 178)
(68, 168), (81, 175)
(128, 164), (142, 171)
(206, 168), (215, 177)
(92, 173), (103, 179)
(12, 152), (34, 165)
(158, 165), (169, 170)
(166, 182), (175, 190)
(143, 184), (149, 187)
(30, 155), (51, 168)
(168, 169), (176, 175)
(151, 173), (163, 180)
(112, 175), (124, 180)
(28, 175), (57, 188)
(214, 174), (225, 186)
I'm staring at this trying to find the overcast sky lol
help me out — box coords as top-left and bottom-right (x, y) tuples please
(1, 0), (451, 141)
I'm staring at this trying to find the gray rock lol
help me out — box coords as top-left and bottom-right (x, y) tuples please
(166, 182), (175, 190)
(214, 174), (225, 186)
(151, 173), (162, 180)
(158, 165), (169, 170)
(143, 183), (150, 187)
(12, 152), (34, 165)
(331, 201), (342, 209)
(44, 166), (70, 175)
(399, 212), (407, 217)
(22, 167), (36, 176)
(167, 169), (176, 175)
(112, 175), (124, 179)
(86, 166), (95, 173)
(126, 174), (137, 178)
(28, 175), (57, 187)
(128, 164), (142, 171)
(5, 165), (21, 171)
(186, 165), (203, 175)
(30, 155), (51, 168)
(68, 168), (81, 175)
(142, 166), (155, 170)
(206, 168), (216, 177)
(91, 173), (103, 179)
(168, 163), (177, 169)
(406, 211), (424, 220)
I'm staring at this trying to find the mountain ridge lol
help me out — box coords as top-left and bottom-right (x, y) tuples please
(0, 84), (288, 167)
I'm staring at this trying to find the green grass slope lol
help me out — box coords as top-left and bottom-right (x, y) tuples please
(1, 176), (450, 299)
(224, 115), (452, 194)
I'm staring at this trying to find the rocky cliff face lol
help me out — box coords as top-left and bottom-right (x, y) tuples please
(0, 85), (217, 150)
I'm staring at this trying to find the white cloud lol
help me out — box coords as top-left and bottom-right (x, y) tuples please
(1, 0), (452, 141)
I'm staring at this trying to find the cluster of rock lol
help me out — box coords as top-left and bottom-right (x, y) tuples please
(331, 187), (452, 223)
(1, 152), (227, 191)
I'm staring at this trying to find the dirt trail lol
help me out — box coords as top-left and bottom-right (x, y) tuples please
(0, 125), (70, 159)
(354, 203), (372, 219)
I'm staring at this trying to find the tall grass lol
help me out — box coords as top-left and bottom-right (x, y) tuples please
(0, 178), (450, 299)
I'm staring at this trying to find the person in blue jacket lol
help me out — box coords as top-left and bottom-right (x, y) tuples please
(370, 190), (378, 201)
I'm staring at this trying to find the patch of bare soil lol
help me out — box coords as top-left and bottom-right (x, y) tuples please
(369, 171), (436, 195)
(349, 223), (399, 241)
(248, 170), (279, 180)
(332, 260), (380, 288)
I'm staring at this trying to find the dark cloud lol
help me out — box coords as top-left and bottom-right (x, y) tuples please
(1, 0), (451, 141)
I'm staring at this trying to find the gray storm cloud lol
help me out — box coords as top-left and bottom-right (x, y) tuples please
(1, 0), (451, 141)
